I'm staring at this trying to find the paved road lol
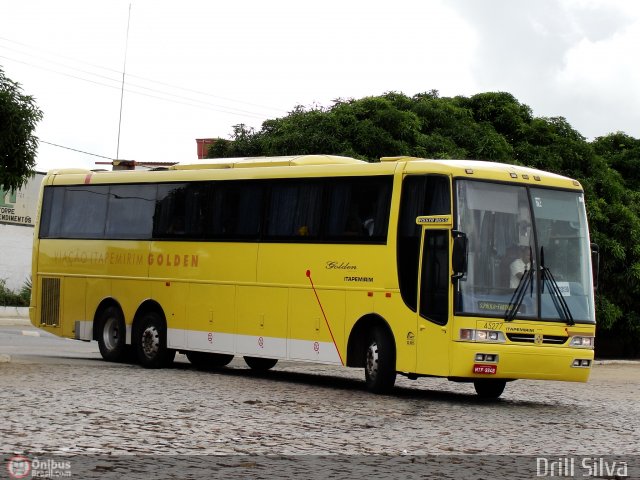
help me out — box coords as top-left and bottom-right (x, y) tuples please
(1, 324), (639, 478)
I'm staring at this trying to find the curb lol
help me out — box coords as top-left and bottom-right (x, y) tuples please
(0, 317), (31, 326)
(0, 306), (29, 318)
(594, 359), (640, 365)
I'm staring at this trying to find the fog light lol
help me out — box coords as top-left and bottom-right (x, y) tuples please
(572, 359), (592, 368)
(475, 353), (485, 361)
(485, 354), (496, 362)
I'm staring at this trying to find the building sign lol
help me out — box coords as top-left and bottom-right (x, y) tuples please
(0, 173), (44, 227)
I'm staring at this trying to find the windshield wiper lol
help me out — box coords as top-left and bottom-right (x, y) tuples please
(504, 267), (533, 322)
(540, 247), (575, 326)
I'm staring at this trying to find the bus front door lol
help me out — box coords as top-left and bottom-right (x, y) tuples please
(415, 221), (451, 377)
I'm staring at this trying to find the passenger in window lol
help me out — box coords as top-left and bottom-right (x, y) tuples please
(510, 246), (531, 288)
(168, 216), (186, 235)
(345, 206), (363, 236)
(363, 217), (374, 236)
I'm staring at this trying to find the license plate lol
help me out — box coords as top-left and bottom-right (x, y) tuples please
(473, 364), (497, 374)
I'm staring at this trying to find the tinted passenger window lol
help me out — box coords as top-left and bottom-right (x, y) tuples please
(60, 186), (109, 238)
(325, 177), (391, 241)
(266, 181), (323, 239)
(39, 187), (65, 238)
(154, 184), (189, 238)
(207, 182), (263, 239)
(106, 184), (156, 239)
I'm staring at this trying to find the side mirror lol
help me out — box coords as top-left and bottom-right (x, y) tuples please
(452, 231), (468, 281)
(591, 243), (600, 291)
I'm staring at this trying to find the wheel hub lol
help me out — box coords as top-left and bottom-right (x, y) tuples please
(366, 341), (379, 380)
(102, 317), (120, 351)
(141, 326), (160, 358)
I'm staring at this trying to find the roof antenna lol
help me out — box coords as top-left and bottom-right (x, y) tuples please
(116, 3), (132, 160)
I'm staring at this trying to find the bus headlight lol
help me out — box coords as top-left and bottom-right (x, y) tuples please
(569, 336), (595, 349)
(459, 329), (506, 343)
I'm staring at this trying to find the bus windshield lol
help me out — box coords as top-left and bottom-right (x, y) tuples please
(455, 180), (595, 323)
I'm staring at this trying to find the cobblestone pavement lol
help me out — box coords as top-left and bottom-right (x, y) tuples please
(1, 325), (639, 478)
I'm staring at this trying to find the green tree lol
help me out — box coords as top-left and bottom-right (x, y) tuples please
(0, 67), (43, 191)
(592, 132), (640, 190)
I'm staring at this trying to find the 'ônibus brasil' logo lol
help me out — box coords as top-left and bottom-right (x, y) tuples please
(6, 455), (31, 479)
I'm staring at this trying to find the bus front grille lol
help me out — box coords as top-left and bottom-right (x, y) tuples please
(506, 333), (568, 345)
(40, 278), (61, 326)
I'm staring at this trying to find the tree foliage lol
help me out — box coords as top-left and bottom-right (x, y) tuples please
(208, 91), (640, 356)
(0, 67), (43, 191)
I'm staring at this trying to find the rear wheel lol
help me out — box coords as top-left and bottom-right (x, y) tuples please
(473, 379), (506, 400)
(97, 306), (126, 362)
(243, 356), (278, 371)
(364, 326), (396, 393)
(187, 352), (234, 369)
(134, 311), (175, 368)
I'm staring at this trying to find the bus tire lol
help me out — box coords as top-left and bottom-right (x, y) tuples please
(97, 306), (127, 362)
(135, 311), (175, 368)
(243, 356), (278, 371)
(364, 326), (396, 393)
(473, 379), (506, 400)
(187, 352), (234, 369)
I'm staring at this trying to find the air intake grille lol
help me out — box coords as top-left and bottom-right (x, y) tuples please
(40, 277), (61, 326)
(506, 333), (568, 345)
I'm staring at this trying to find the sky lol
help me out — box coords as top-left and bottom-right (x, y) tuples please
(1, 0), (639, 172)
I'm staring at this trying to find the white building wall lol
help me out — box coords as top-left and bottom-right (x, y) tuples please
(0, 223), (34, 291)
(1, 173), (44, 292)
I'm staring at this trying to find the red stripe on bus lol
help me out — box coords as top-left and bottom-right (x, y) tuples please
(306, 270), (344, 366)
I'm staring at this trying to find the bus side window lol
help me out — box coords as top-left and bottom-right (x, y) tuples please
(106, 184), (156, 239)
(208, 182), (263, 239)
(60, 185), (109, 239)
(265, 180), (322, 240)
(39, 187), (65, 238)
(154, 183), (188, 238)
(325, 176), (392, 241)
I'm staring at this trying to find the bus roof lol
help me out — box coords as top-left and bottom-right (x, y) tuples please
(44, 155), (582, 190)
(383, 157), (582, 190)
(171, 155), (366, 170)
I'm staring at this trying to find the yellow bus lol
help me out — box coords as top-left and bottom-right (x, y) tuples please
(30, 155), (597, 399)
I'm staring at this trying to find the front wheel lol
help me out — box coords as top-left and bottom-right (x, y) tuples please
(473, 379), (506, 400)
(97, 306), (126, 362)
(134, 311), (175, 368)
(243, 356), (278, 371)
(364, 326), (396, 393)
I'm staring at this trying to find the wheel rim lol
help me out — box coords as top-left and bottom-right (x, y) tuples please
(102, 316), (120, 352)
(366, 341), (379, 380)
(141, 325), (160, 358)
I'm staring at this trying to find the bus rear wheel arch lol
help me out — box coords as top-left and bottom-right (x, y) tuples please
(133, 308), (175, 368)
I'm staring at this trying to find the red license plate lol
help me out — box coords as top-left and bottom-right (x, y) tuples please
(473, 364), (497, 374)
